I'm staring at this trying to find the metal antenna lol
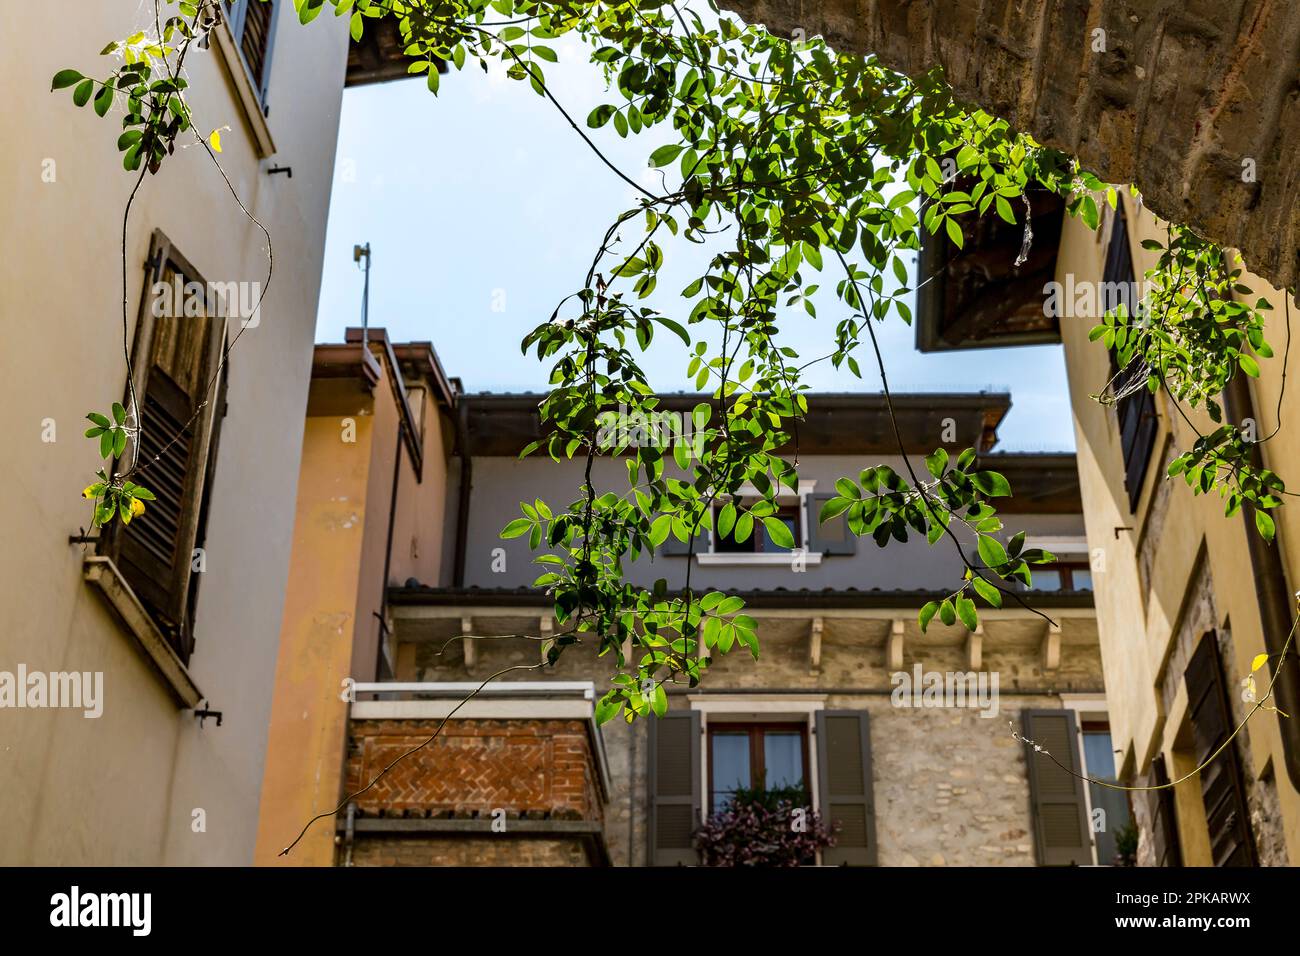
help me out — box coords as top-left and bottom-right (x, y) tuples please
(354, 242), (372, 349)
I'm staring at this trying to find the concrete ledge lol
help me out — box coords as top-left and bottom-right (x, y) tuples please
(83, 556), (203, 708)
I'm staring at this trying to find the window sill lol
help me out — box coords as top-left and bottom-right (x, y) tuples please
(695, 552), (823, 566)
(83, 556), (204, 708)
(211, 16), (277, 158)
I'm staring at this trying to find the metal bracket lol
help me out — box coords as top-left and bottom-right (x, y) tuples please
(194, 705), (224, 728)
(267, 164), (292, 178)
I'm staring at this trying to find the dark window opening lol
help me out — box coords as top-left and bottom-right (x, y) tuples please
(712, 502), (801, 554)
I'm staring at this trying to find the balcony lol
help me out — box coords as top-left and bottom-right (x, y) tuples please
(336, 681), (611, 866)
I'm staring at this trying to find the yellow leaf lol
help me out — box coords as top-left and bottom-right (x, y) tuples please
(209, 128), (223, 153)
(82, 485), (96, 499)
(1251, 653), (1269, 673)
(129, 497), (146, 517)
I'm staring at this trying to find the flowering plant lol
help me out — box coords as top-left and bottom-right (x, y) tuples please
(695, 785), (836, 867)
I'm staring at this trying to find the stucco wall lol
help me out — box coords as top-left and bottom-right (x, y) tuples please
(0, 1), (350, 864)
(462, 453), (1087, 594)
(1055, 194), (1300, 863)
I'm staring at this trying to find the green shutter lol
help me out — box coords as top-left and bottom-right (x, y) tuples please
(816, 710), (877, 865)
(807, 493), (856, 555)
(647, 710), (700, 865)
(1022, 709), (1091, 865)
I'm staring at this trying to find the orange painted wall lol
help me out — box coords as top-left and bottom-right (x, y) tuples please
(254, 346), (455, 866)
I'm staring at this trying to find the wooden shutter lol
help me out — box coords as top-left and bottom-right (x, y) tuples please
(1142, 754), (1183, 867)
(807, 493), (856, 555)
(1022, 709), (1091, 865)
(816, 710), (877, 865)
(1103, 206), (1157, 511)
(647, 710), (701, 865)
(104, 231), (227, 662)
(1185, 632), (1257, 866)
(225, 0), (279, 107)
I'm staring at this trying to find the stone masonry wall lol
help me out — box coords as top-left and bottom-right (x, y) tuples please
(720, 0), (1300, 291)
(405, 615), (1106, 866)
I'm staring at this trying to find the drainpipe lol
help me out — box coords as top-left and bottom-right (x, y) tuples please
(1224, 373), (1300, 791)
(452, 399), (472, 588)
(374, 421), (403, 681)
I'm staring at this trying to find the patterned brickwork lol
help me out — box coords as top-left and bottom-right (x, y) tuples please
(344, 718), (603, 824)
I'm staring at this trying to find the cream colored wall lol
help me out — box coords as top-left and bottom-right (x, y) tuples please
(0, 1), (349, 864)
(1057, 194), (1300, 863)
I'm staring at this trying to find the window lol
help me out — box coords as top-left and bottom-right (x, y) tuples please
(1030, 560), (1093, 592)
(707, 723), (809, 813)
(1104, 205), (1158, 511)
(1079, 721), (1133, 864)
(99, 231), (228, 664)
(712, 501), (801, 554)
(224, 0), (279, 108)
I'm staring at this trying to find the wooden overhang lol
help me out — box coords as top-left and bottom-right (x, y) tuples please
(346, 17), (448, 87)
(916, 186), (1067, 352)
(462, 391), (1012, 457)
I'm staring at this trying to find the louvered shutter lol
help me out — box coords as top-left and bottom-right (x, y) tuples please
(1185, 632), (1256, 866)
(1023, 709), (1091, 865)
(1103, 205), (1158, 511)
(807, 493), (855, 555)
(1142, 754), (1182, 867)
(225, 1), (280, 108)
(647, 710), (700, 865)
(816, 710), (877, 865)
(105, 232), (226, 662)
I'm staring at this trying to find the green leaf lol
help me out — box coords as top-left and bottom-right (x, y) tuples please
(648, 144), (683, 168)
(86, 412), (111, 428)
(52, 69), (84, 90)
(99, 429), (113, 459)
(1256, 509), (1276, 542)
(918, 600), (939, 633)
(972, 577), (1003, 608)
(944, 216), (963, 249)
(73, 79), (94, 107)
(762, 516), (795, 550)
(501, 518), (532, 539)
(977, 534), (1008, 569)
(925, 447), (948, 479)
(94, 85), (113, 117)
(111, 402), (126, 425)
(648, 513), (672, 548)
(938, 599), (956, 627)
(112, 428), (127, 458)
(972, 470), (1012, 497)
(955, 596), (978, 631)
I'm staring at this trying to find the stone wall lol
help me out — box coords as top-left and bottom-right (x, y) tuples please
(720, 0), (1300, 292)
(401, 612), (1106, 866)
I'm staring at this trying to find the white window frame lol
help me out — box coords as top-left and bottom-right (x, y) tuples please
(696, 479), (824, 565)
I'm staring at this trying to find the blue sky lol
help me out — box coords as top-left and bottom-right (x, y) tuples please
(313, 35), (1075, 451)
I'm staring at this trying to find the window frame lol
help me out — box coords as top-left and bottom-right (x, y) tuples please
(98, 229), (228, 664)
(706, 721), (811, 813)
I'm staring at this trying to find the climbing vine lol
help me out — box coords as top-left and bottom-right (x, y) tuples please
(58, 0), (1288, 730)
